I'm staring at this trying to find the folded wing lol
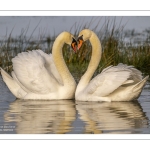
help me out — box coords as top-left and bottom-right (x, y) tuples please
(86, 63), (143, 97)
(12, 50), (62, 94)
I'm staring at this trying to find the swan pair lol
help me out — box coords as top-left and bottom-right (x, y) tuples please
(1, 29), (149, 102)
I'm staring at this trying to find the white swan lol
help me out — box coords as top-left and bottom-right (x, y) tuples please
(75, 29), (149, 102)
(1, 31), (77, 99)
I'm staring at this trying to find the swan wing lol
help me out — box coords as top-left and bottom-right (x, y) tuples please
(36, 50), (63, 84)
(12, 50), (60, 94)
(102, 63), (143, 83)
(86, 63), (136, 96)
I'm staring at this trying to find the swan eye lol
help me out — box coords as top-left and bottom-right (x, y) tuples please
(77, 35), (83, 49)
(71, 38), (77, 52)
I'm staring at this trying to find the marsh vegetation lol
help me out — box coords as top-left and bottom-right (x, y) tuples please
(0, 19), (150, 82)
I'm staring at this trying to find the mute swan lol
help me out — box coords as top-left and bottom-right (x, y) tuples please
(1, 31), (77, 99)
(75, 29), (149, 102)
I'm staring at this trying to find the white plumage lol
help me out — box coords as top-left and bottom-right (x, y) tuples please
(11, 50), (60, 94)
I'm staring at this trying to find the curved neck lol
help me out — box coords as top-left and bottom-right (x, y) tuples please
(52, 33), (75, 86)
(76, 31), (102, 93)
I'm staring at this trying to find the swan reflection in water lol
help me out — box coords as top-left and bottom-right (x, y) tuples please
(4, 99), (76, 134)
(76, 101), (149, 134)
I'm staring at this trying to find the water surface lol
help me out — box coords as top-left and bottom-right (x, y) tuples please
(0, 75), (150, 134)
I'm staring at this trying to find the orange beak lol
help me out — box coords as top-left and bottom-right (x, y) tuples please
(71, 38), (77, 52)
(77, 39), (83, 49)
(77, 35), (84, 50)
(71, 42), (77, 52)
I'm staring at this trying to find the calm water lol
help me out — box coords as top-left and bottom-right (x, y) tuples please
(0, 75), (150, 134)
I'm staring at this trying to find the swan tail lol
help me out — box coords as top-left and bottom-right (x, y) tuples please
(0, 67), (27, 98)
(132, 75), (149, 93)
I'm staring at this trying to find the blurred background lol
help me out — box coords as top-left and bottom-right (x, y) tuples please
(0, 16), (150, 78)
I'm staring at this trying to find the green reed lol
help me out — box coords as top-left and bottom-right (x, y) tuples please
(0, 18), (150, 80)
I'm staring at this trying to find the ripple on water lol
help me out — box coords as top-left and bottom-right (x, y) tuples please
(0, 75), (150, 134)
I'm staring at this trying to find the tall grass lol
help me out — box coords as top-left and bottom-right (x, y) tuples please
(0, 18), (150, 82)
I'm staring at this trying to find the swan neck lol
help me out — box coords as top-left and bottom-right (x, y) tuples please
(52, 34), (75, 86)
(77, 31), (102, 92)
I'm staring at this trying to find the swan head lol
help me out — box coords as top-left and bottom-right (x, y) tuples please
(77, 29), (92, 49)
(61, 31), (77, 52)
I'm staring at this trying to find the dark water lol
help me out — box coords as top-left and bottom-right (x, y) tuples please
(0, 75), (150, 134)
